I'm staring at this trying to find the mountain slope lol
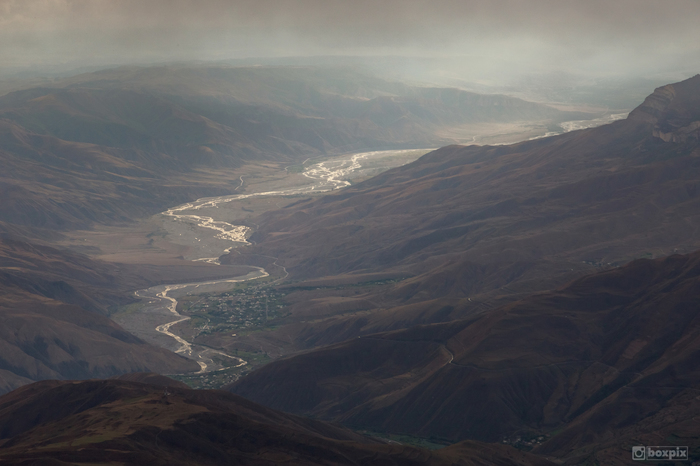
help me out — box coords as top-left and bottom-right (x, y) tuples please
(0, 65), (582, 231)
(0, 378), (555, 466)
(57, 65), (575, 125)
(202, 75), (700, 374)
(230, 250), (700, 458)
(0, 288), (198, 395)
(0, 117), (240, 230)
(0, 238), (212, 395)
(234, 75), (700, 296)
(210, 75), (700, 360)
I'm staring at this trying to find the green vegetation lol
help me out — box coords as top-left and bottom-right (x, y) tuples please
(172, 350), (271, 389)
(169, 280), (292, 388)
(356, 430), (450, 450)
(179, 286), (289, 337)
(71, 434), (120, 447)
(109, 301), (146, 318)
(283, 277), (405, 292)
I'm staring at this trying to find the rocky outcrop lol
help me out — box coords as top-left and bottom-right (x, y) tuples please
(628, 74), (700, 142)
(653, 119), (700, 142)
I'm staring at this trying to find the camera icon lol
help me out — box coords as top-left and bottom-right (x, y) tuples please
(632, 446), (646, 461)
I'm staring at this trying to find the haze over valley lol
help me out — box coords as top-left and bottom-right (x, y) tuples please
(1, 1), (700, 464)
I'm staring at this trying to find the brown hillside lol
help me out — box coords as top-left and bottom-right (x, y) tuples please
(215, 75), (700, 356)
(0, 65), (581, 230)
(235, 75), (700, 304)
(0, 281), (199, 395)
(0, 237), (250, 394)
(230, 250), (700, 455)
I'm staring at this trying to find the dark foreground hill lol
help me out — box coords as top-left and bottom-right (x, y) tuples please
(230, 250), (700, 464)
(0, 376), (556, 466)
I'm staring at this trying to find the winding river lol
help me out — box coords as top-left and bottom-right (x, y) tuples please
(133, 269), (268, 373)
(119, 149), (432, 374)
(119, 111), (626, 375)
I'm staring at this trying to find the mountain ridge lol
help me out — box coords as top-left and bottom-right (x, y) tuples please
(0, 65), (587, 231)
(224, 76), (700, 464)
(0, 378), (556, 465)
(228, 75), (700, 302)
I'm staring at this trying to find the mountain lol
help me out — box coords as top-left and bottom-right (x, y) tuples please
(0, 64), (584, 398)
(56, 65), (577, 127)
(0, 285), (198, 395)
(0, 377), (556, 466)
(0, 115), (237, 230)
(219, 75), (700, 348)
(0, 228), (280, 396)
(226, 75), (700, 460)
(240, 74), (700, 278)
(230, 250), (700, 463)
(0, 65), (585, 230)
(628, 74), (700, 142)
(0, 65), (592, 398)
(0, 238), (202, 395)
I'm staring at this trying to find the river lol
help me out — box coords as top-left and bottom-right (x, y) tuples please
(529, 112), (629, 141)
(116, 112), (628, 375)
(115, 148), (432, 374)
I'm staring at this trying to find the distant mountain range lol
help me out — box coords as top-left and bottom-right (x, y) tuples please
(0, 65), (585, 231)
(2, 67), (700, 464)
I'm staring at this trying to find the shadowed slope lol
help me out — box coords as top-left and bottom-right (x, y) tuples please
(230, 250), (700, 453)
(111, 372), (192, 389)
(0, 286), (199, 395)
(205, 75), (700, 376)
(0, 238), (210, 395)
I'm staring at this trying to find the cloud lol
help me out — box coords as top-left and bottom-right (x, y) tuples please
(1, 0), (699, 77)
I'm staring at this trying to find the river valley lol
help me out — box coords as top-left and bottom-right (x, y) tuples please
(113, 148), (432, 380)
(105, 112), (628, 386)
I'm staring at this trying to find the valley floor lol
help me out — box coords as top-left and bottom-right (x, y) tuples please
(64, 149), (432, 384)
(54, 114), (628, 388)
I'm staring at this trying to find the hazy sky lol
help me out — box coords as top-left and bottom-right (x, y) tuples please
(1, 0), (699, 79)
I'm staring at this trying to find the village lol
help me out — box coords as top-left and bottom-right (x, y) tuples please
(180, 284), (288, 336)
(167, 283), (289, 389)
